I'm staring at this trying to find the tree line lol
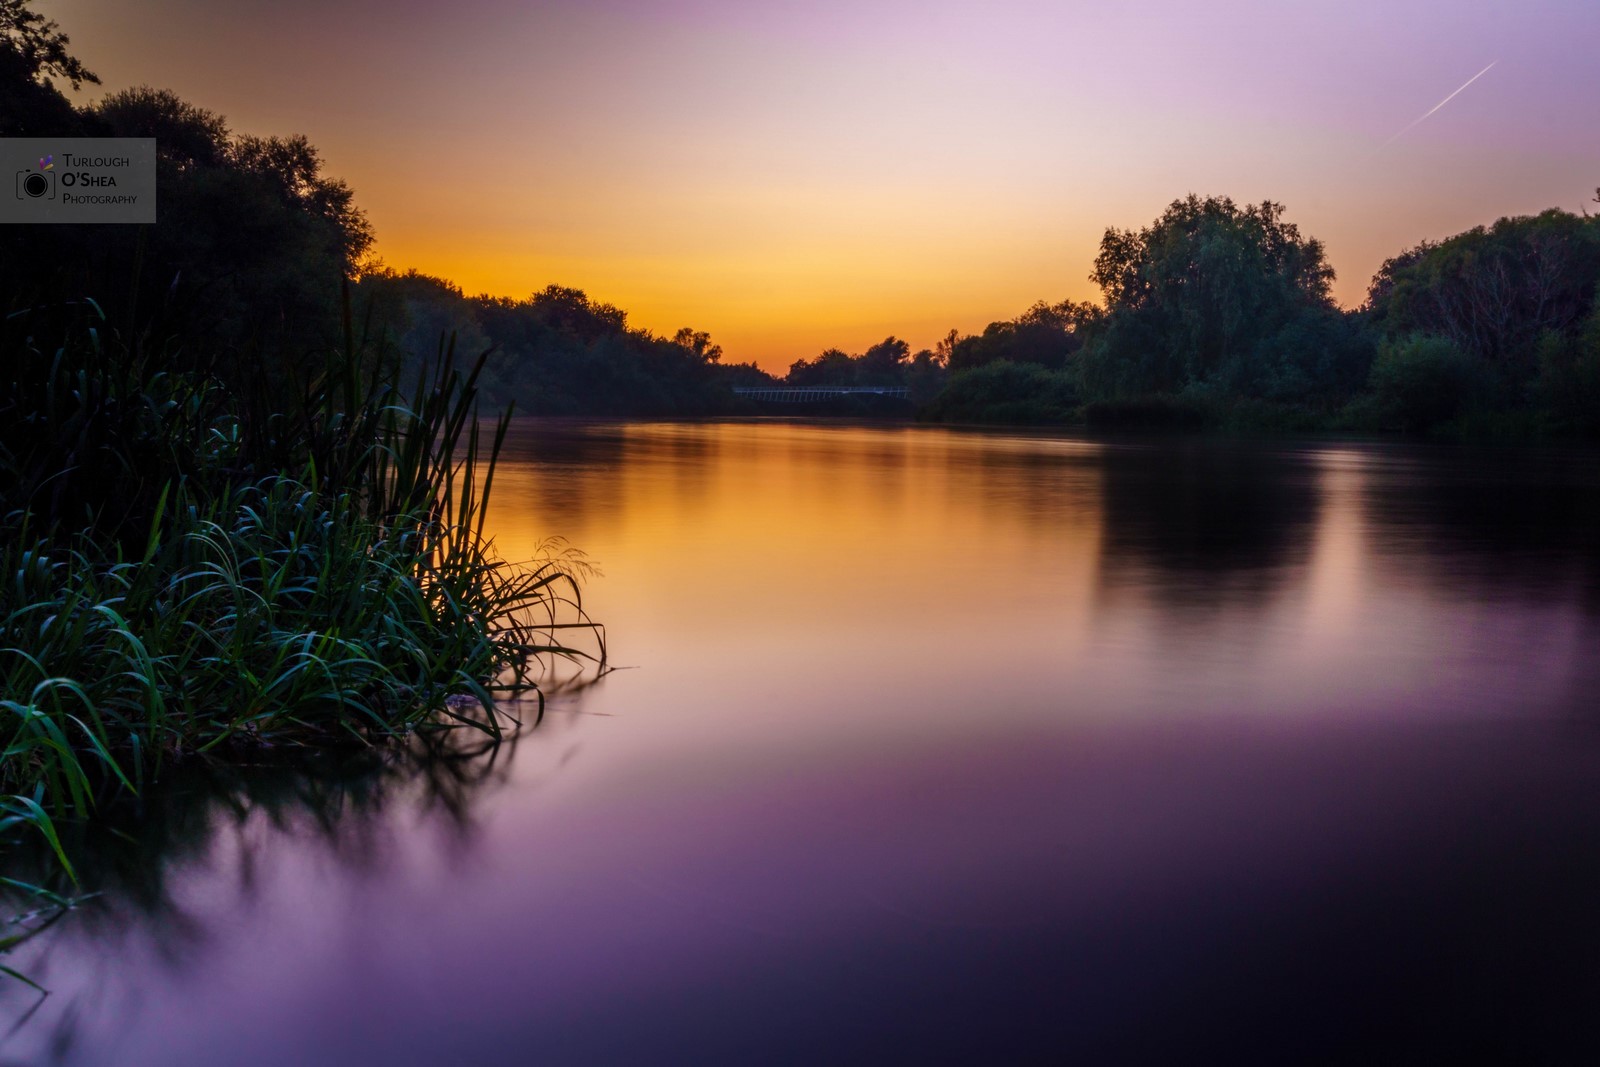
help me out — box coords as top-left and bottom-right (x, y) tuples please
(351, 270), (775, 416)
(922, 193), (1600, 437)
(2, 0), (761, 418)
(5, 0), (1597, 437)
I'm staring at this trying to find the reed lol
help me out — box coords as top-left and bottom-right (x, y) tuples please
(0, 294), (602, 962)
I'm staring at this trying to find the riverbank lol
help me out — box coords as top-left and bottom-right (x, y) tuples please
(918, 369), (1588, 442)
(0, 305), (601, 970)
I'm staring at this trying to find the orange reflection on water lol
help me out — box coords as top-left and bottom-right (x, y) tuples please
(484, 421), (1600, 769)
(12, 420), (1600, 1066)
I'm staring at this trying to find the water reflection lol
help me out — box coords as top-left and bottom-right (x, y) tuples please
(1098, 439), (1320, 580)
(1, 702), (556, 1063)
(5, 422), (1600, 1065)
(1361, 443), (1600, 601)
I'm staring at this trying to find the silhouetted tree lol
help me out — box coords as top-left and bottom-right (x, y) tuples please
(1368, 333), (1474, 432)
(1080, 195), (1346, 399)
(527, 285), (627, 342)
(905, 346), (948, 405)
(1530, 305), (1600, 437)
(93, 86), (230, 167)
(786, 347), (857, 385)
(922, 360), (1078, 424)
(948, 300), (1098, 372)
(0, 0), (95, 135)
(0, 27), (374, 399)
(672, 327), (723, 363)
(1363, 209), (1600, 376)
(353, 270), (753, 416)
(230, 134), (373, 268)
(0, 0), (95, 87)
(858, 336), (910, 383)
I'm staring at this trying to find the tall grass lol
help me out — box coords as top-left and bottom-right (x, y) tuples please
(0, 295), (603, 968)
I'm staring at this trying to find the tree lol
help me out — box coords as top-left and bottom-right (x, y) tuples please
(672, 327), (722, 363)
(783, 337), (913, 386)
(947, 299), (1099, 372)
(1092, 196), (1333, 312)
(94, 85), (230, 167)
(0, 0), (97, 89)
(858, 336), (910, 383)
(1368, 334), (1473, 432)
(1082, 195), (1338, 396)
(905, 346), (948, 405)
(787, 347), (856, 385)
(231, 134), (374, 269)
(0, 0), (95, 136)
(1363, 210), (1600, 376)
(1532, 308), (1600, 438)
(922, 360), (1080, 424)
(528, 285), (627, 342)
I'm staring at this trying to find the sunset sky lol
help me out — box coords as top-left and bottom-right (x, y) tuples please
(56, 0), (1600, 370)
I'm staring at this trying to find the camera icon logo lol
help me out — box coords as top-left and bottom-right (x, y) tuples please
(15, 168), (55, 200)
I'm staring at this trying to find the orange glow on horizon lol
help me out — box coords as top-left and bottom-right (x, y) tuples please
(55, 0), (1600, 373)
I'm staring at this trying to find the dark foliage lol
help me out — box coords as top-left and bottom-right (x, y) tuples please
(946, 300), (1099, 373)
(1079, 195), (1349, 400)
(0, 52), (373, 401)
(1365, 211), (1600, 373)
(354, 271), (770, 416)
(781, 335), (948, 405)
(0, 5), (600, 968)
(1083, 396), (1211, 431)
(921, 361), (1078, 425)
(931, 193), (1600, 439)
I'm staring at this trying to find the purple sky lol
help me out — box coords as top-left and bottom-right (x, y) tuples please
(56, 0), (1600, 368)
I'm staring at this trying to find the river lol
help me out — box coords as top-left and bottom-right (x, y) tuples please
(5, 420), (1600, 1064)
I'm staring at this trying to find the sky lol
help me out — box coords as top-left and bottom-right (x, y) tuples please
(53, 0), (1600, 371)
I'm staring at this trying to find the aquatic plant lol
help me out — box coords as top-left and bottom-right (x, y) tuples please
(0, 296), (603, 971)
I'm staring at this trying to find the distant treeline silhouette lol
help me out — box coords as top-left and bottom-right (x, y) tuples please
(352, 271), (775, 416)
(923, 194), (1600, 438)
(378, 192), (1599, 437)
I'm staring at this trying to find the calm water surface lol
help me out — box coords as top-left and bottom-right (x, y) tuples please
(5, 421), (1600, 1064)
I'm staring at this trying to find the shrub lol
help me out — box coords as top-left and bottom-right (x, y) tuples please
(0, 298), (604, 951)
(1368, 333), (1473, 432)
(921, 360), (1080, 424)
(1531, 318), (1600, 438)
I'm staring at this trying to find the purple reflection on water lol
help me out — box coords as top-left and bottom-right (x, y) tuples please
(5, 424), (1600, 1065)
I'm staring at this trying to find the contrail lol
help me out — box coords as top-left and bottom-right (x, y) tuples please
(1383, 60), (1497, 146)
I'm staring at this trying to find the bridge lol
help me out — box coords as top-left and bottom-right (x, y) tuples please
(733, 386), (910, 403)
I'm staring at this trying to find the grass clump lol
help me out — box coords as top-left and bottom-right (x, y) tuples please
(0, 296), (602, 958)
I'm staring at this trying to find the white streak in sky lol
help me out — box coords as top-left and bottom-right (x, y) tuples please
(1383, 61), (1498, 147)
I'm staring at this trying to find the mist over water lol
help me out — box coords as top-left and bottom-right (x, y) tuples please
(6, 421), (1600, 1064)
